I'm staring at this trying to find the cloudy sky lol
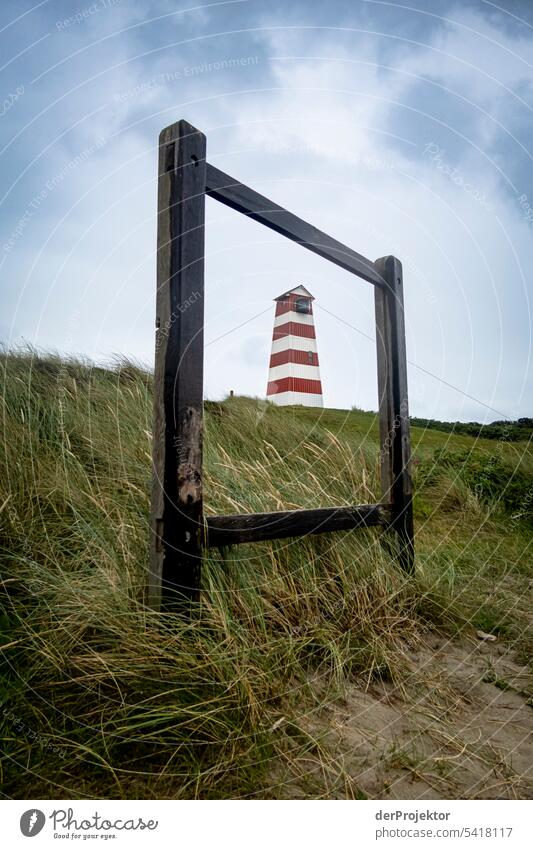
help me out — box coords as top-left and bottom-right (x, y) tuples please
(1, 0), (532, 420)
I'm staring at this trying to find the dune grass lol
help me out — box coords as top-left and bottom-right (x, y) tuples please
(0, 350), (531, 798)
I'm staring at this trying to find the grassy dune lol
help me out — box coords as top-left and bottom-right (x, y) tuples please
(0, 351), (531, 798)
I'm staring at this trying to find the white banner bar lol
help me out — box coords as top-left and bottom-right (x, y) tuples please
(1, 799), (530, 848)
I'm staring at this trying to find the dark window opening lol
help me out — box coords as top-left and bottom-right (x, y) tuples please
(294, 297), (311, 314)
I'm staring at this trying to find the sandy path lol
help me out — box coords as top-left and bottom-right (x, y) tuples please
(268, 634), (533, 799)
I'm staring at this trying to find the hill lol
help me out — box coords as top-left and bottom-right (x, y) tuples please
(1, 351), (532, 799)
(409, 416), (533, 443)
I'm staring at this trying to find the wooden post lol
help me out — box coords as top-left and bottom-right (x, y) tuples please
(149, 120), (206, 611)
(374, 256), (414, 573)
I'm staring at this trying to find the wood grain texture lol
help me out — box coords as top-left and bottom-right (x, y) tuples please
(149, 120), (206, 610)
(374, 278), (394, 501)
(374, 256), (414, 573)
(206, 164), (382, 286)
(206, 504), (391, 547)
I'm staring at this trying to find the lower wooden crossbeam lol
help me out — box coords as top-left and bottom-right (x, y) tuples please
(205, 503), (391, 547)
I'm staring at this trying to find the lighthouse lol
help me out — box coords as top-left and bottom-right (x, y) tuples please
(266, 285), (324, 407)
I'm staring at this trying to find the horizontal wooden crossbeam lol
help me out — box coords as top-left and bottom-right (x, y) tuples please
(205, 164), (383, 286)
(205, 503), (391, 547)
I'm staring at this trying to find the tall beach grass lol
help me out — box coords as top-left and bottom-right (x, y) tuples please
(1, 350), (531, 798)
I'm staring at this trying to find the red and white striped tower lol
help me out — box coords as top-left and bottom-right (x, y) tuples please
(266, 285), (324, 407)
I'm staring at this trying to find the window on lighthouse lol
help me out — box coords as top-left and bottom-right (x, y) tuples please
(307, 350), (314, 364)
(294, 296), (310, 314)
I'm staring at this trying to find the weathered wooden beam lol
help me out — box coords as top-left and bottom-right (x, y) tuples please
(205, 503), (391, 547)
(205, 164), (383, 286)
(374, 270), (394, 502)
(374, 256), (414, 573)
(149, 119), (206, 611)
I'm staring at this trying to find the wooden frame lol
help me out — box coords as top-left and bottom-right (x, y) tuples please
(149, 119), (414, 611)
